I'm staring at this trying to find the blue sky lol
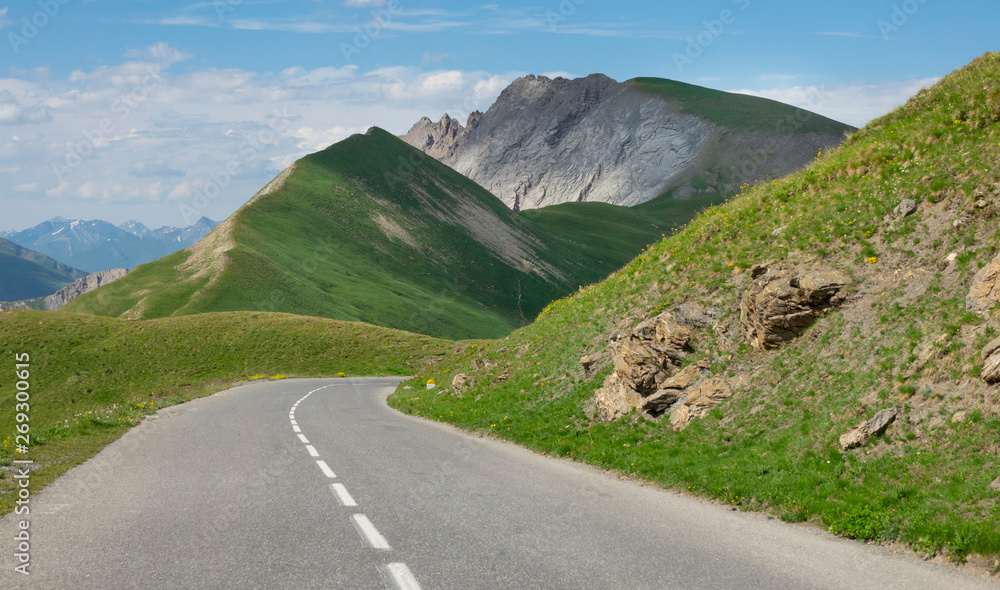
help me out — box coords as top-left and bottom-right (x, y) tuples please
(0, 0), (996, 231)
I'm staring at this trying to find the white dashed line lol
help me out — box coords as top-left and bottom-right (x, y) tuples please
(330, 483), (357, 507)
(386, 563), (421, 590)
(316, 460), (336, 478)
(291, 384), (418, 585)
(352, 514), (391, 550)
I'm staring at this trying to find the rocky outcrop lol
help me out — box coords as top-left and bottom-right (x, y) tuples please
(1, 267), (128, 311)
(402, 74), (851, 211)
(451, 373), (474, 392)
(839, 407), (900, 450)
(967, 252), (1000, 314)
(980, 337), (1000, 383)
(43, 268), (129, 310)
(594, 312), (694, 422)
(668, 378), (734, 431)
(739, 266), (848, 350)
(592, 311), (736, 427)
(400, 113), (481, 160)
(890, 198), (918, 220)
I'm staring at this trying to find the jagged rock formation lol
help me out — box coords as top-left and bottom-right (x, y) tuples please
(594, 312), (694, 422)
(42, 268), (129, 310)
(739, 265), (849, 351)
(838, 407), (900, 450)
(401, 113), (481, 160)
(402, 74), (851, 211)
(668, 378), (734, 432)
(591, 310), (737, 430)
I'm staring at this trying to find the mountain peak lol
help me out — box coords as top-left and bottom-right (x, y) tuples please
(403, 73), (853, 210)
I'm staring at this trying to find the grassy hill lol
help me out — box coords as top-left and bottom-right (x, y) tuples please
(391, 53), (1000, 563)
(65, 129), (678, 340)
(0, 309), (451, 515)
(0, 237), (86, 301)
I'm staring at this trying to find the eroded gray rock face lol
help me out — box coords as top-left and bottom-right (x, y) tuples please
(402, 73), (848, 211)
(43, 268), (129, 310)
(404, 74), (710, 210)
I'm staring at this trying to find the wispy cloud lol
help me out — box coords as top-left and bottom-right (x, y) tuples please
(143, 4), (676, 40)
(731, 77), (940, 128)
(0, 44), (515, 227)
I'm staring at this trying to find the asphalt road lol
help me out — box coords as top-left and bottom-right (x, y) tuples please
(1, 377), (996, 589)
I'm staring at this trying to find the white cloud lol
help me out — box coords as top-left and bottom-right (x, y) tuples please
(0, 44), (513, 228)
(731, 78), (940, 128)
(0, 7), (10, 30)
(344, 0), (385, 6)
(291, 126), (368, 153)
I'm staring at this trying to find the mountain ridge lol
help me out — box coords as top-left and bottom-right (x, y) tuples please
(0, 237), (87, 301)
(402, 73), (854, 211)
(5, 217), (218, 273)
(65, 128), (681, 339)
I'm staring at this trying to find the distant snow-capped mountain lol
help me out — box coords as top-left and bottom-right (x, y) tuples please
(6, 217), (218, 273)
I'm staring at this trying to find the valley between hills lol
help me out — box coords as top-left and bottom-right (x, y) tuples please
(2, 55), (1000, 577)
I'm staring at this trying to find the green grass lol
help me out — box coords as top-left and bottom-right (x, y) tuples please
(0, 310), (451, 515)
(66, 129), (681, 340)
(391, 53), (1000, 561)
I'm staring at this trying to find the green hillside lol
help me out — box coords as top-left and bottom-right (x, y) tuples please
(0, 309), (451, 515)
(0, 237), (86, 300)
(392, 54), (1000, 562)
(65, 128), (677, 340)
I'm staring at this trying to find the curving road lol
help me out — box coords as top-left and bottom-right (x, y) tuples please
(1, 378), (996, 589)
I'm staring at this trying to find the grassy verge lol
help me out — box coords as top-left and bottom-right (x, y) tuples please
(391, 53), (1000, 563)
(0, 310), (452, 515)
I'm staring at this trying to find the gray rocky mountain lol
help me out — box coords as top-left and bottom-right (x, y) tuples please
(0, 267), (128, 311)
(402, 74), (853, 211)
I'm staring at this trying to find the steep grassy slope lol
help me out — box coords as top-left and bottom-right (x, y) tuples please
(0, 310), (451, 515)
(0, 237), (86, 300)
(391, 54), (1000, 563)
(65, 129), (677, 340)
